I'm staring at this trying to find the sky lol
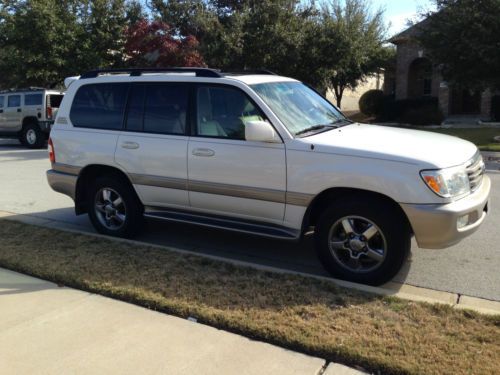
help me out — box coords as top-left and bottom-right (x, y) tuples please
(370, 0), (436, 36)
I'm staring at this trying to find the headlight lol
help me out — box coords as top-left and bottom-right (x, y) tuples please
(420, 166), (470, 198)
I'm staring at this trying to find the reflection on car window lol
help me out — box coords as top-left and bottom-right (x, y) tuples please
(25, 94), (43, 106)
(8, 95), (21, 108)
(251, 82), (344, 136)
(196, 86), (266, 140)
(143, 84), (188, 135)
(70, 83), (128, 130)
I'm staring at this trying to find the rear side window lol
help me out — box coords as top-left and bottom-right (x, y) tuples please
(70, 83), (128, 130)
(143, 84), (188, 135)
(25, 94), (43, 106)
(0, 96), (4, 108)
(47, 94), (64, 108)
(8, 95), (21, 107)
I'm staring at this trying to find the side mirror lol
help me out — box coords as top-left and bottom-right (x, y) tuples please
(245, 121), (281, 143)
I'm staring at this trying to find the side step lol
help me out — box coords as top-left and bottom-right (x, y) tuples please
(144, 207), (300, 240)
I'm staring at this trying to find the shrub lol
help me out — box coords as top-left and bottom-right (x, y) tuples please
(378, 96), (443, 125)
(359, 89), (384, 116)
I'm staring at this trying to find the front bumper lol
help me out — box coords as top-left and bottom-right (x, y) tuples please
(401, 175), (491, 249)
(47, 169), (77, 200)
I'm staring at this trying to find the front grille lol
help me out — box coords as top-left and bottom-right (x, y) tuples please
(466, 152), (485, 192)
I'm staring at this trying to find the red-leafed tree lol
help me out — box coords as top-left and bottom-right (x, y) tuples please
(124, 19), (205, 67)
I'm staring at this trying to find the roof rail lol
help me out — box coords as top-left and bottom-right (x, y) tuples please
(222, 69), (277, 76)
(80, 67), (222, 79)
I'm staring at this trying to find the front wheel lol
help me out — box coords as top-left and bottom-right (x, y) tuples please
(315, 197), (411, 285)
(87, 176), (144, 238)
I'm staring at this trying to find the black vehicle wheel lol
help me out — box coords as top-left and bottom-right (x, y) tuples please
(87, 175), (144, 238)
(315, 197), (411, 286)
(21, 123), (45, 149)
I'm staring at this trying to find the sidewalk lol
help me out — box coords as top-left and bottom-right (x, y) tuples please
(0, 268), (363, 375)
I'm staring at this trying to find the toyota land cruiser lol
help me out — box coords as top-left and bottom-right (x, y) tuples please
(46, 68), (490, 285)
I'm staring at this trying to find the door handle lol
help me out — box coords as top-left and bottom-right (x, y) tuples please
(0, 109), (3, 113)
(17, 109), (21, 112)
(192, 148), (215, 157)
(121, 141), (140, 150)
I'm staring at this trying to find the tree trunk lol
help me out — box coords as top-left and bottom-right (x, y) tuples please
(333, 85), (345, 109)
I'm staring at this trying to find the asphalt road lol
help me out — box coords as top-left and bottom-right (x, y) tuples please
(0, 138), (499, 301)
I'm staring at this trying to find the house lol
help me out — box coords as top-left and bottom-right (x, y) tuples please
(386, 19), (494, 121)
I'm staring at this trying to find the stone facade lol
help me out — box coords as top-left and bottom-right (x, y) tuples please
(388, 22), (493, 120)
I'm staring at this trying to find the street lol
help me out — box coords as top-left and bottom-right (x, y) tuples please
(1, 138), (499, 301)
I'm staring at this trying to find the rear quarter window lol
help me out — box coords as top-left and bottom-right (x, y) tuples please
(70, 83), (128, 130)
(25, 94), (43, 106)
(47, 94), (64, 108)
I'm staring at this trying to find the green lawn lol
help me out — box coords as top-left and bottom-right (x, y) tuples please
(419, 127), (500, 151)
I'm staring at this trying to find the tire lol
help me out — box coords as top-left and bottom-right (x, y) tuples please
(314, 197), (411, 286)
(87, 175), (144, 238)
(21, 123), (45, 149)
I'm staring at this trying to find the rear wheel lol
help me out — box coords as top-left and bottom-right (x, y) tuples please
(87, 176), (143, 238)
(21, 123), (45, 149)
(315, 197), (411, 285)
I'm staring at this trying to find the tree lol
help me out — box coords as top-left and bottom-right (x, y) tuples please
(320, 0), (388, 108)
(0, 0), (85, 88)
(123, 19), (205, 67)
(417, 0), (500, 91)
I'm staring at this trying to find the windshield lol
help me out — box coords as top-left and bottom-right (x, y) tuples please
(251, 81), (346, 136)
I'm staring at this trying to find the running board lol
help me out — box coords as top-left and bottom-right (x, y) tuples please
(144, 207), (300, 240)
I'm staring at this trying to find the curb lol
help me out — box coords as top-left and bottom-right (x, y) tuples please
(0, 210), (499, 316)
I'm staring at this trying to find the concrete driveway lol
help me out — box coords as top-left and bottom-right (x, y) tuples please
(1, 138), (499, 301)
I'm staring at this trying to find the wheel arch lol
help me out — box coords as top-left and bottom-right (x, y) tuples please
(302, 187), (413, 234)
(22, 116), (39, 128)
(74, 164), (140, 215)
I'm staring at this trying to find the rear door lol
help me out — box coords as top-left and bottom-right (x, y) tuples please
(114, 83), (190, 209)
(4, 94), (22, 131)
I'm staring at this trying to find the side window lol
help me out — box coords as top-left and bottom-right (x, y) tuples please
(196, 86), (266, 140)
(8, 95), (21, 107)
(0, 96), (4, 108)
(143, 84), (188, 135)
(70, 83), (128, 130)
(25, 94), (43, 106)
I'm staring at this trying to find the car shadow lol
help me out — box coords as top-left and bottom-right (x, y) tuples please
(0, 140), (48, 161)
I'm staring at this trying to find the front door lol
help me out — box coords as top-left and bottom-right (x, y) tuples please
(3, 94), (22, 132)
(115, 83), (190, 209)
(187, 84), (286, 224)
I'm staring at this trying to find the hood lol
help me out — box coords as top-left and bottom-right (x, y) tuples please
(305, 123), (478, 169)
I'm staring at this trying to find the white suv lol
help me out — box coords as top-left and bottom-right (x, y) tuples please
(46, 68), (490, 285)
(0, 88), (64, 148)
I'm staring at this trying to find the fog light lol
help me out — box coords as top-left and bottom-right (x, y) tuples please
(457, 215), (469, 229)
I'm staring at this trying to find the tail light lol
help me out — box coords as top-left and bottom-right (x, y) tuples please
(46, 106), (53, 119)
(48, 137), (55, 164)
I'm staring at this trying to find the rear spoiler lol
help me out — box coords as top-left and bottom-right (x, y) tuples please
(64, 76), (80, 89)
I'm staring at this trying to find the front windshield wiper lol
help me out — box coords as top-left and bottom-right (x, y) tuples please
(295, 123), (339, 137)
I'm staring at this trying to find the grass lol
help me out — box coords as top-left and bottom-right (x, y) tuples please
(0, 219), (499, 375)
(417, 127), (500, 151)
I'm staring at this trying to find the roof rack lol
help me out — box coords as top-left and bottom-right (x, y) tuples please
(0, 87), (46, 94)
(221, 69), (277, 76)
(80, 67), (223, 79)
